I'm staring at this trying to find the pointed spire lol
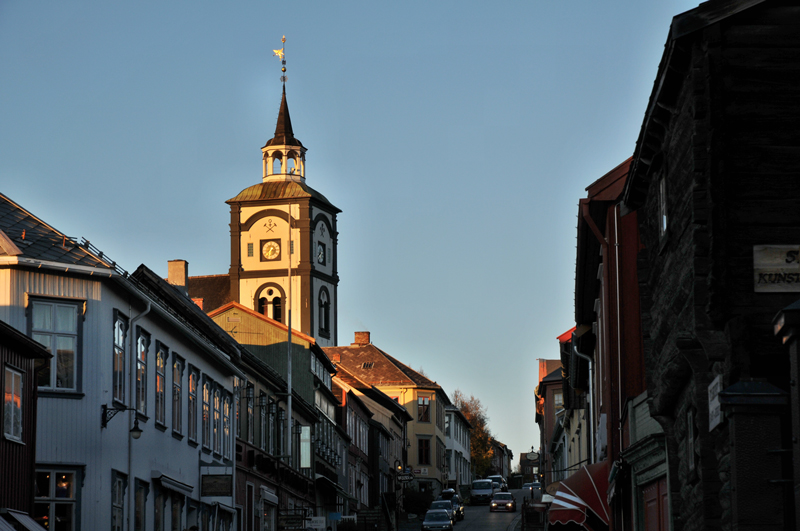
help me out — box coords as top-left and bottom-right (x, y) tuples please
(265, 86), (302, 148)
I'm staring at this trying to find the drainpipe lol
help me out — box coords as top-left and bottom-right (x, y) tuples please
(128, 299), (151, 531)
(571, 338), (594, 466)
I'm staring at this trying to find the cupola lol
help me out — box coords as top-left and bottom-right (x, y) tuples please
(262, 86), (307, 182)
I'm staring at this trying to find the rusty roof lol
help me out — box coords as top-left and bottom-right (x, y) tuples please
(0, 192), (116, 270)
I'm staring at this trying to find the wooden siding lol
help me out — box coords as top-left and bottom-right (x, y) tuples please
(0, 343), (38, 512)
(1, 266), (240, 529)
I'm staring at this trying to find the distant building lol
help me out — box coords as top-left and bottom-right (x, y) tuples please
(444, 405), (471, 491)
(325, 331), (452, 497)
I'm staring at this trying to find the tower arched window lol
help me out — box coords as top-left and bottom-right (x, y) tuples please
(272, 154), (282, 175)
(318, 288), (330, 338)
(272, 296), (282, 323)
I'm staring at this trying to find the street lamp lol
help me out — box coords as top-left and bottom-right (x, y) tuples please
(101, 404), (143, 439)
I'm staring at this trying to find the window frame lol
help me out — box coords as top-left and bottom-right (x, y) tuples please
(202, 378), (211, 450)
(113, 310), (128, 404)
(418, 437), (431, 465)
(155, 341), (168, 427)
(29, 297), (84, 393)
(417, 395), (431, 423)
(3, 365), (24, 442)
(188, 366), (199, 443)
(34, 468), (80, 531)
(135, 328), (151, 416)
(111, 470), (127, 531)
(172, 355), (184, 436)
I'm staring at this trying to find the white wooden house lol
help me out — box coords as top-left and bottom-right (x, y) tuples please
(0, 192), (245, 531)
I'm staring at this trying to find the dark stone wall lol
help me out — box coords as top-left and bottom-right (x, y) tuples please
(634, 3), (800, 529)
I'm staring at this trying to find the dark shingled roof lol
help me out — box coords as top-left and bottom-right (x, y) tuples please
(187, 274), (232, 313)
(0, 192), (115, 270)
(324, 342), (450, 404)
(227, 181), (339, 212)
(263, 86), (303, 148)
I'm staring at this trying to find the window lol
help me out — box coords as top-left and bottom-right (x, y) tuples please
(4, 366), (23, 441)
(136, 330), (150, 415)
(154, 485), (164, 531)
(247, 243), (254, 257)
(418, 396), (430, 422)
(112, 471), (126, 531)
(34, 469), (77, 530)
(445, 413), (451, 437)
(135, 480), (148, 531)
(260, 393), (267, 451)
(202, 381), (211, 449)
(554, 391), (563, 409)
(31, 299), (80, 390)
(318, 288), (330, 338)
(223, 394), (232, 459)
(173, 357), (183, 434)
(234, 377), (241, 439)
(247, 385), (255, 445)
(214, 388), (222, 453)
(268, 400), (276, 454)
(155, 344), (167, 425)
(188, 368), (198, 441)
(113, 311), (128, 403)
(418, 438), (431, 465)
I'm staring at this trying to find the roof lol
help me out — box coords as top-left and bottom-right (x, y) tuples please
(324, 341), (450, 403)
(623, 0), (767, 209)
(188, 274), (232, 314)
(335, 363), (414, 422)
(0, 192), (117, 270)
(541, 367), (563, 384)
(264, 86), (303, 148)
(227, 181), (340, 212)
(0, 319), (51, 360)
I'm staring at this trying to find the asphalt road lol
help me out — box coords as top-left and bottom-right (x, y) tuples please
(403, 489), (525, 531)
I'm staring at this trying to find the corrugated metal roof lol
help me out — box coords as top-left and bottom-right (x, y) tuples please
(0, 193), (116, 270)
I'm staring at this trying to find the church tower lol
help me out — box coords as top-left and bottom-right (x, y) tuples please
(227, 86), (340, 346)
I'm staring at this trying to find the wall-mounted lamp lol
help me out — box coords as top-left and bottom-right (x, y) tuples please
(101, 404), (143, 439)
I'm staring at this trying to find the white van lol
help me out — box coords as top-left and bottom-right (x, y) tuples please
(470, 479), (495, 505)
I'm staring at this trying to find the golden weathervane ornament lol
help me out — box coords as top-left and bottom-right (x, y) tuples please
(273, 35), (288, 85)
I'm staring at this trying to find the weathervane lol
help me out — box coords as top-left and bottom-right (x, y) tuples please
(273, 35), (287, 85)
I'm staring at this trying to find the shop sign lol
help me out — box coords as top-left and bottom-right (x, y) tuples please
(753, 245), (800, 292)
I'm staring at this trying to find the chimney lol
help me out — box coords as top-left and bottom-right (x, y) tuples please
(329, 352), (341, 363)
(168, 260), (189, 296)
(353, 331), (370, 346)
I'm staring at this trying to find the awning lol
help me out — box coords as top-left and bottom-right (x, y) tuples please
(154, 473), (195, 498)
(2, 510), (48, 531)
(548, 460), (610, 531)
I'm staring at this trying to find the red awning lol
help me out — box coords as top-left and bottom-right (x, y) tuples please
(548, 460), (610, 531)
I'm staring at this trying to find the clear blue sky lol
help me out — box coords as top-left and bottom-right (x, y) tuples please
(1, 1), (701, 463)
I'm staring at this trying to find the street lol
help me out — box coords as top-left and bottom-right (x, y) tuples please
(403, 489), (525, 531)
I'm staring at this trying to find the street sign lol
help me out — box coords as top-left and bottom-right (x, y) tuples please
(397, 473), (415, 482)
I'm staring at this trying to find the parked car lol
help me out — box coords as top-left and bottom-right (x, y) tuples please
(438, 493), (465, 521)
(429, 500), (456, 524)
(530, 482), (543, 500)
(490, 492), (517, 512)
(487, 475), (508, 492)
(421, 510), (453, 531)
(470, 479), (496, 505)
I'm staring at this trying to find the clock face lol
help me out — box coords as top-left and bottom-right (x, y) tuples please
(262, 240), (281, 261)
(316, 242), (326, 264)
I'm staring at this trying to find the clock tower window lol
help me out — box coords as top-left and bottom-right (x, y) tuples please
(318, 288), (330, 338)
(256, 287), (283, 323)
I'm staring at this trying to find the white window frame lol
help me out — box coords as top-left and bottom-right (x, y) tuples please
(4, 366), (23, 441)
(30, 299), (81, 391)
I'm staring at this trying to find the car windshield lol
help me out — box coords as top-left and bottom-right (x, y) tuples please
(425, 512), (450, 522)
(473, 481), (492, 489)
(494, 494), (513, 501)
(431, 502), (451, 510)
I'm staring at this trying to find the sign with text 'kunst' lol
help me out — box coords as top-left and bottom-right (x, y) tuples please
(753, 245), (800, 292)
